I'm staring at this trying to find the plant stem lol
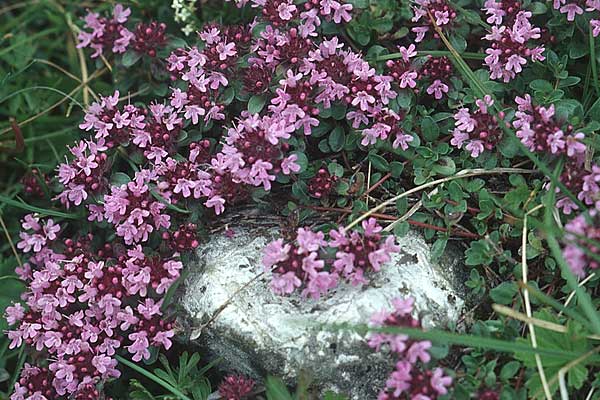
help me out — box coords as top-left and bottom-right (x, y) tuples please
(590, 28), (600, 98)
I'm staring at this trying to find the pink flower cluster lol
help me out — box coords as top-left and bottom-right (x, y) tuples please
(216, 113), (300, 191)
(79, 91), (146, 149)
(411, 0), (457, 42)
(78, 89), (185, 161)
(102, 171), (171, 244)
(227, 0), (353, 28)
(218, 374), (256, 400)
(78, 5), (167, 58)
(21, 169), (49, 199)
(77, 4), (134, 58)
(55, 139), (109, 208)
(513, 94), (598, 214)
(385, 45), (453, 100)
(552, 0), (600, 36)
(8, 215), (179, 398)
(368, 297), (453, 400)
(513, 94), (586, 157)
(308, 168), (339, 198)
(450, 95), (505, 157)
(563, 210), (600, 277)
(483, 1), (544, 82)
(166, 25), (240, 126)
(262, 218), (400, 299)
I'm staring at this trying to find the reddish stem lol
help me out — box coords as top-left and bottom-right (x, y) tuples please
(364, 172), (392, 196)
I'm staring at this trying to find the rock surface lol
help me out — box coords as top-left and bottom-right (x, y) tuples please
(180, 223), (465, 399)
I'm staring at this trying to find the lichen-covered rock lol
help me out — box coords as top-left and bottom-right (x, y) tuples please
(180, 223), (465, 399)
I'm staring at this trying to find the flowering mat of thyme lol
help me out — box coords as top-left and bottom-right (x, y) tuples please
(2, 0), (600, 398)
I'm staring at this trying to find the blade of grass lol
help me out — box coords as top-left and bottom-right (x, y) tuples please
(24, 127), (74, 143)
(0, 86), (84, 110)
(8, 347), (26, 395)
(590, 28), (600, 98)
(0, 28), (59, 58)
(0, 194), (80, 219)
(0, 67), (107, 136)
(521, 210), (552, 400)
(333, 323), (588, 361)
(150, 190), (191, 214)
(493, 304), (600, 340)
(520, 282), (591, 328)
(546, 231), (600, 333)
(561, 273), (596, 316)
(116, 355), (192, 400)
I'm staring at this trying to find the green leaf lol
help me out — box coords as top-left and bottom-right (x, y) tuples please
(569, 40), (588, 59)
(122, 50), (142, 67)
(529, 2), (547, 14)
(111, 172), (131, 186)
(328, 126), (345, 152)
(247, 95), (266, 114)
(490, 282), (518, 304)
(368, 153), (389, 171)
(461, 9), (483, 25)
(432, 157), (456, 176)
(291, 151), (308, 173)
(558, 76), (581, 88)
(323, 391), (347, 400)
(529, 79), (553, 93)
(587, 97), (600, 122)
(500, 361), (521, 381)
(266, 376), (294, 400)
(372, 17), (393, 34)
(390, 161), (404, 178)
(431, 238), (447, 262)
(421, 116), (439, 141)
(346, 24), (371, 46)
(292, 181), (309, 200)
(393, 221), (410, 237)
(448, 34), (467, 53)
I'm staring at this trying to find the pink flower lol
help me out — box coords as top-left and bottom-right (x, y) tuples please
(362, 218), (383, 236)
(560, 3), (584, 19)
(431, 368), (453, 395)
(5, 303), (25, 325)
(426, 79), (449, 99)
(281, 154), (301, 175)
(406, 340), (432, 363)
(262, 239), (290, 268)
(303, 271), (338, 299)
(271, 271), (302, 295)
(217, 42), (237, 60)
(277, 3), (297, 20)
(296, 228), (326, 253)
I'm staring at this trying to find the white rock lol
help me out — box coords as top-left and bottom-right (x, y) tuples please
(180, 223), (465, 399)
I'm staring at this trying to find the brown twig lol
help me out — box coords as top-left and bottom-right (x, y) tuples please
(364, 172), (392, 196)
(190, 271), (266, 340)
